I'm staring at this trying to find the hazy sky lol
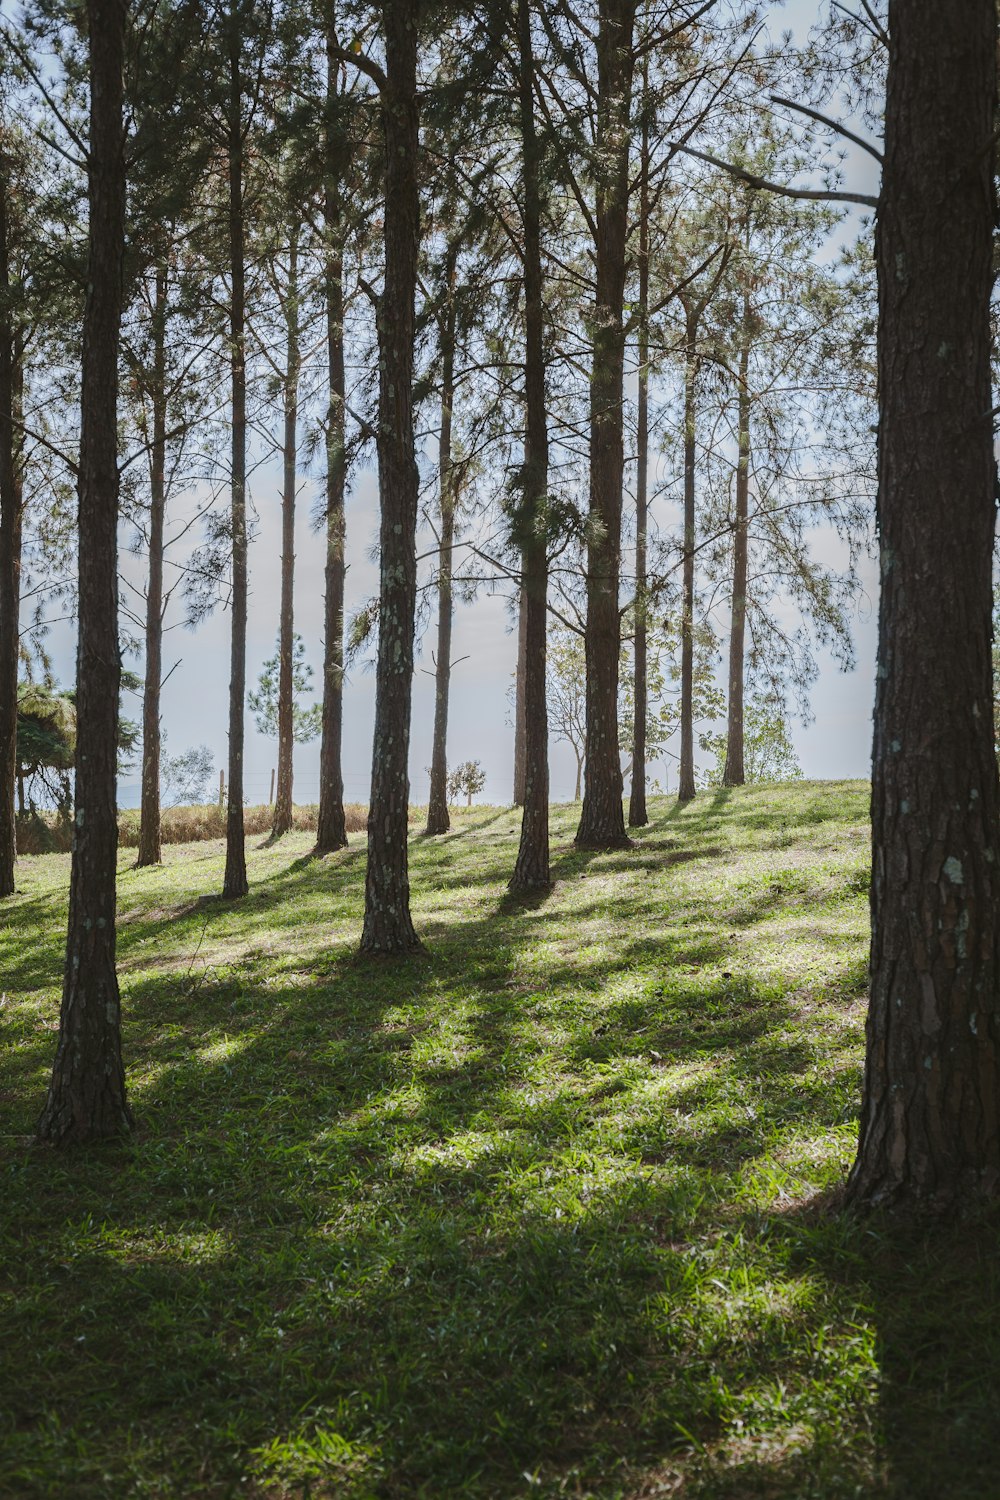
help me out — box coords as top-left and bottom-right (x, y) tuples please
(34, 0), (884, 810)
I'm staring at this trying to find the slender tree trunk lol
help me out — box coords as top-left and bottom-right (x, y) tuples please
(426, 263), (457, 837)
(512, 586), (527, 805)
(510, 0), (550, 892)
(0, 151), (23, 900)
(575, 0), (636, 849)
(628, 75), (650, 829)
(137, 264), (168, 867)
(360, 0), (421, 954)
(37, 0), (132, 1144)
(722, 321), (750, 788)
(223, 24), (248, 898)
(272, 224), (300, 839)
(573, 755), (581, 803)
(317, 241), (348, 851)
(846, 0), (1000, 1211)
(316, 28), (348, 854)
(677, 304), (698, 804)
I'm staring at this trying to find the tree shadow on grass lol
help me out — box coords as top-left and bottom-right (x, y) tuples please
(0, 785), (883, 1496)
(0, 956), (870, 1498)
(10, 977), (987, 1498)
(718, 1194), (1000, 1500)
(0, 889), (69, 992)
(864, 1212), (1000, 1499)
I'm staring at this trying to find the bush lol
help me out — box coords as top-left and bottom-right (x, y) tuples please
(13, 809), (74, 855)
(15, 800), (515, 857)
(16, 803), (372, 855)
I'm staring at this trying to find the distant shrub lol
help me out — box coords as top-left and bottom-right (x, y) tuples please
(13, 800), (518, 857)
(14, 809), (74, 855)
(16, 803), (372, 855)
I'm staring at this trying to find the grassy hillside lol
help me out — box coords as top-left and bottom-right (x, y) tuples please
(2, 783), (999, 1498)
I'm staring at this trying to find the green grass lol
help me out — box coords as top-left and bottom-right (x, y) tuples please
(2, 781), (1000, 1498)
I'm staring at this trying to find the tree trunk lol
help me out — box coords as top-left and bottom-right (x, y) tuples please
(272, 224), (300, 839)
(223, 21), (248, 898)
(722, 320), (750, 789)
(512, 585), (527, 805)
(575, 0), (635, 850)
(426, 259), (457, 837)
(317, 245), (348, 852)
(137, 263), (167, 867)
(37, 0), (132, 1144)
(509, 0), (550, 893)
(360, 0), (421, 954)
(628, 72), (649, 829)
(316, 25), (348, 855)
(0, 149), (23, 900)
(676, 304), (698, 804)
(846, 0), (1000, 1211)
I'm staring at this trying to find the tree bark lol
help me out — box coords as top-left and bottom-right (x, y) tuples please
(512, 585), (527, 805)
(136, 263), (168, 867)
(575, 0), (636, 850)
(628, 71), (649, 829)
(509, 0), (550, 893)
(426, 258), (457, 837)
(846, 0), (1000, 1211)
(0, 146), (23, 900)
(722, 319), (750, 788)
(272, 223), (300, 839)
(360, 0), (421, 954)
(676, 302), (698, 804)
(223, 19), (248, 898)
(37, 0), (132, 1144)
(316, 25), (348, 855)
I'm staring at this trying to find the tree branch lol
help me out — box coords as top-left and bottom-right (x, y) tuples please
(769, 94), (883, 164)
(328, 40), (387, 94)
(669, 141), (878, 208)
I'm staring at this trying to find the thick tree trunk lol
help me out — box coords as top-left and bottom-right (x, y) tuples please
(846, 0), (1000, 1212)
(509, 0), (550, 893)
(628, 85), (649, 829)
(223, 26), (248, 898)
(722, 325), (750, 789)
(426, 268), (457, 837)
(360, 0), (421, 954)
(137, 264), (167, 867)
(272, 225), (300, 839)
(676, 305), (698, 804)
(575, 0), (635, 849)
(0, 153), (22, 900)
(37, 0), (132, 1144)
(316, 29), (348, 855)
(512, 586), (527, 805)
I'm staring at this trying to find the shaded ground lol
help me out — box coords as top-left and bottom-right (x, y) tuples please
(1, 782), (998, 1498)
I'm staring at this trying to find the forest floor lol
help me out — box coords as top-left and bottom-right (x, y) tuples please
(2, 782), (1000, 1498)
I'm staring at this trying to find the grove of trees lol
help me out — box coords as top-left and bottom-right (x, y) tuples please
(0, 0), (995, 1214)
